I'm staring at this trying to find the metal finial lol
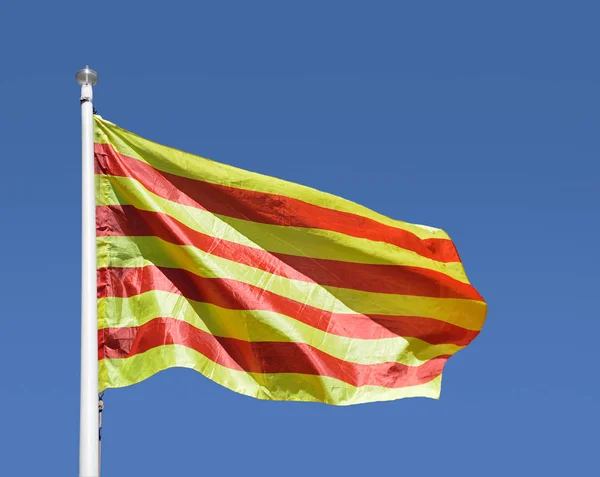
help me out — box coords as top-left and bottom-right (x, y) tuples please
(76, 66), (98, 86)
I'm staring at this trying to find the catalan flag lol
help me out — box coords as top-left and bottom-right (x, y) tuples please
(94, 115), (486, 405)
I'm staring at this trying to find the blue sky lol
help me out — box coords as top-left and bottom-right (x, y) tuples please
(1, 1), (598, 475)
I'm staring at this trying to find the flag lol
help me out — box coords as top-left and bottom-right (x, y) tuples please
(94, 115), (487, 405)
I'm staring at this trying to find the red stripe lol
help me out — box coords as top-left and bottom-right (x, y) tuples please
(98, 265), (480, 347)
(99, 317), (448, 389)
(97, 204), (483, 301)
(95, 143), (460, 263)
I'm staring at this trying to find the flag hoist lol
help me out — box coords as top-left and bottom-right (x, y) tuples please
(77, 66), (99, 477)
(76, 66), (487, 477)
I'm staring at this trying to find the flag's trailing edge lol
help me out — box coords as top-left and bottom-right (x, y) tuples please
(94, 115), (487, 405)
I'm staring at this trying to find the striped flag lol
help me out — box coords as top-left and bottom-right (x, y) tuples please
(95, 115), (487, 405)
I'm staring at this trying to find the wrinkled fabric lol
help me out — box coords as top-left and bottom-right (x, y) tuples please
(94, 115), (487, 405)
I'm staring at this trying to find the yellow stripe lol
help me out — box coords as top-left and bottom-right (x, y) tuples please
(97, 235), (486, 331)
(99, 291), (462, 367)
(94, 115), (450, 241)
(96, 173), (470, 283)
(99, 344), (443, 404)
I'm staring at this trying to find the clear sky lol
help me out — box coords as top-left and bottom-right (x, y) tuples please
(0, 1), (598, 476)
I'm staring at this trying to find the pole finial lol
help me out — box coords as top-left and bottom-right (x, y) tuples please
(76, 66), (98, 86)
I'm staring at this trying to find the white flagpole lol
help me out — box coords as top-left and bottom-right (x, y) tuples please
(76, 66), (99, 477)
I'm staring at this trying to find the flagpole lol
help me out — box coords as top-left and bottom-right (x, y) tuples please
(76, 66), (99, 477)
